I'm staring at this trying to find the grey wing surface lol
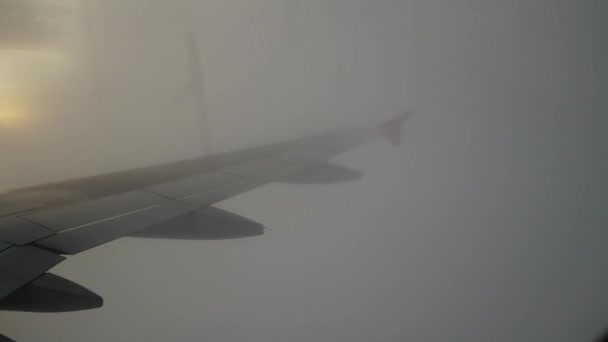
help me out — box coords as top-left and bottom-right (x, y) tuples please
(0, 112), (409, 304)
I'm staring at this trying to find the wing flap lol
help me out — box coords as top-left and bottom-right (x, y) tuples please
(0, 246), (65, 301)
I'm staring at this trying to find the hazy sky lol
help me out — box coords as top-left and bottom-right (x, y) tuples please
(1, 0), (607, 341)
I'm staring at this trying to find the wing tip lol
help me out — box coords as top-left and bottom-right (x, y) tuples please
(380, 112), (411, 147)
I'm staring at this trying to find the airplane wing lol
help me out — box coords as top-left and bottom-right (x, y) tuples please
(0, 113), (410, 314)
(0, 334), (16, 342)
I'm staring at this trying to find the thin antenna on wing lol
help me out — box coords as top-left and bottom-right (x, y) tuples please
(185, 30), (213, 156)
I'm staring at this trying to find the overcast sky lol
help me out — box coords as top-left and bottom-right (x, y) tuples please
(1, 0), (607, 341)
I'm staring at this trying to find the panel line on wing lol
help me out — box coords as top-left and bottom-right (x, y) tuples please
(34, 200), (204, 254)
(0, 216), (55, 245)
(20, 191), (169, 232)
(0, 242), (11, 253)
(44, 201), (172, 234)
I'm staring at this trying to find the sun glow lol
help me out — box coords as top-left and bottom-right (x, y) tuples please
(0, 89), (29, 128)
(0, 0), (81, 130)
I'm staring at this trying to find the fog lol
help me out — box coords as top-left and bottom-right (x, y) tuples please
(1, 0), (607, 341)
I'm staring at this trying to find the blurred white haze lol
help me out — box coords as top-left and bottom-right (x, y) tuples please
(1, 0), (607, 341)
